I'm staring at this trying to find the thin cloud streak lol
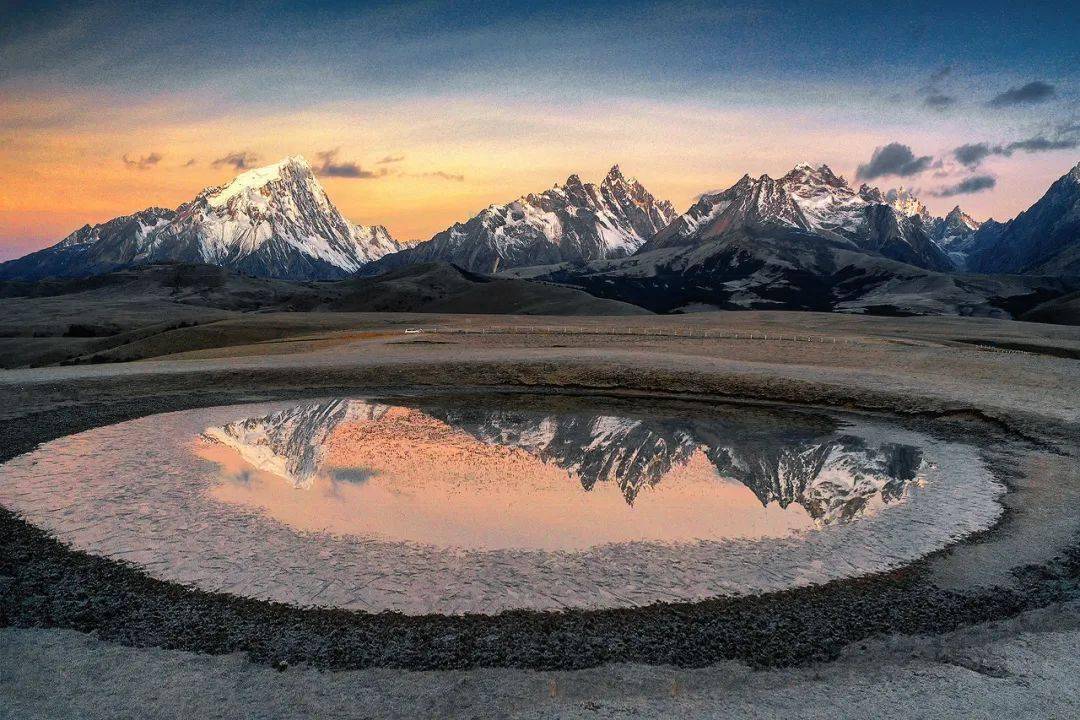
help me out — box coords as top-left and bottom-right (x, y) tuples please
(121, 152), (163, 170)
(314, 149), (387, 179)
(212, 151), (259, 170)
(932, 175), (996, 197)
(953, 124), (1080, 167)
(987, 81), (1056, 107)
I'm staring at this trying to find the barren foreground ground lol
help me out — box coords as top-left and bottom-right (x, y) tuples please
(1, 311), (1078, 719)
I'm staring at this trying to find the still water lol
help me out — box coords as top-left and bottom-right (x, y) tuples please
(0, 395), (1004, 614)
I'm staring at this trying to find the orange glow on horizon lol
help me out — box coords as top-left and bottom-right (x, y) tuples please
(1, 89), (1074, 258)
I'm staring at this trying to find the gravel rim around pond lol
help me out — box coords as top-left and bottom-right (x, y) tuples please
(1, 375), (1078, 671)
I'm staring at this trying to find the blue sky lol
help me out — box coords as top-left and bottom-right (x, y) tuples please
(4, 1), (1077, 104)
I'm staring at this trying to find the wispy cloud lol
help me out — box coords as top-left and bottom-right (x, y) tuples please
(923, 93), (956, 109)
(121, 152), (163, 170)
(314, 148), (387, 179)
(932, 175), (996, 197)
(953, 124), (1080, 167)
(183, 158), (197, 167)
(856, 143), (933, 180)
(923, 66), (951, 89)
(377, 154), (405, 164)
(987, 80), (1056, 107)
(918, 66), (956, 110)
(414, 170), (464, 182)
(212, 151), (259, 170)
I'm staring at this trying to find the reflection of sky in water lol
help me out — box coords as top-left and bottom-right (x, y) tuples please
(198, 399), (924, 551)
(0, 397), (1004, 614)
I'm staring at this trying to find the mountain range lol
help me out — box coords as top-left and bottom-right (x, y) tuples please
(2, 155), (1078, 321)
(641, 164), (953, 271)
(361, 164), (679, 275)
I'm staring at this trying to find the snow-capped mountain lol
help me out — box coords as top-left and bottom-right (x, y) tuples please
(966, 162), (1080, 275)
(642, 163), (954, 271)
(883, 187), (934, 224)
(361, 165), (677, 275)
(0, 156), (401, 281)
(929, 206), (983, 269)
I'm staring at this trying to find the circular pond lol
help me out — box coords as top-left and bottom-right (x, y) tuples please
(0, 395), (1004, 614)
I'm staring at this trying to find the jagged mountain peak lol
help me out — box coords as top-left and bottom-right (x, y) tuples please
(857, 183), (885, 203)
(643, 162), (953, 271)
(197, 155), (320, 209)
(0, 154), (399, 281)
(883, 186), (932, 220)
(601, 163), (646, 190)
(944, 205), (980, 230)
(562, 173), (586, 190)
(781, 162), (845, 187)
(360, 166), (678, 275)
(604, 163), (626, 182)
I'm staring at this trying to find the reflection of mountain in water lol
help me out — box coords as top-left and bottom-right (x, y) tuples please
(429, 410), (699, 504)
(203, 399), (923, 523)
(203, 400), (388, 488)
(705, 439), (920, 524)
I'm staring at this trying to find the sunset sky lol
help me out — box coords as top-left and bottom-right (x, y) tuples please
(1, 0), (1077, 259)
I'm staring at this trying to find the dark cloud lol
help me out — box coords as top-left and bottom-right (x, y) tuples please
(121, 152), (163, 170)
(314, 149), (386, 179)
(932, 175), (996, 197)
(988, 81), (1056, 107)
(953, 124), (1079, 167)
(1006, 136), (1077, 153)
(376, 155), (405, 164)
(953, 143), (993, 167)
(856, 143), (933, 180)
(212, 151), (259, 170)
(923, 93), (956, 109)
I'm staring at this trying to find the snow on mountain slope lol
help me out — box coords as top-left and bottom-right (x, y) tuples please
(929, 206), (983, 269)
(361, 165), (677, 275)
(642, 163), (954, 271)
(884, 187), (934, 224)
(0, 156), (400, 281)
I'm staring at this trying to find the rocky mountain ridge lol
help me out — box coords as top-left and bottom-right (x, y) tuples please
(0, 156), (400, 281)
(641, 163), (954, 272)
(360, 165), (678, 275)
